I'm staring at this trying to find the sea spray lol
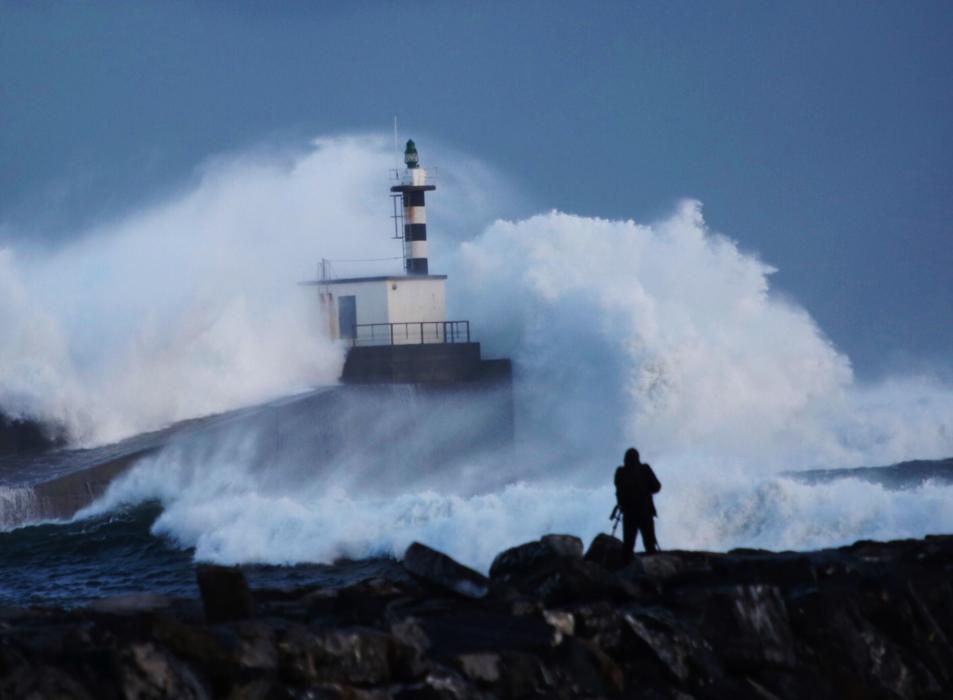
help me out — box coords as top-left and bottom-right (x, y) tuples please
(79, 435), (953, 571)
(0, 486), (38, 531)
(449, 204), (953, 470)
(2, 134), (953, 565)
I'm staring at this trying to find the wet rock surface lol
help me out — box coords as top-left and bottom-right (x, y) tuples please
(1, 534), (952, 699)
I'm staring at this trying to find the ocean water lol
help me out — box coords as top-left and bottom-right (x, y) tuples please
(2, 135), (953, 608)
(0, 501), (404, 608)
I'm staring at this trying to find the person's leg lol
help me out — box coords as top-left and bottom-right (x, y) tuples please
(622, 512), (636, 564)
(641, 515), (659, 553)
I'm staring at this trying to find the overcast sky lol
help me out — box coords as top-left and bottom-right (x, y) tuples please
(1, 1), (951, 378)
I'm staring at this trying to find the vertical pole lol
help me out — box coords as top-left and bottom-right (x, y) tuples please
(393, 114), (400, 172)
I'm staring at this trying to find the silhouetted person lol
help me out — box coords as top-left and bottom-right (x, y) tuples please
(614, 447), (661, 561)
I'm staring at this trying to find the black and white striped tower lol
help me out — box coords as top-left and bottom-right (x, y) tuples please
(390, 139), (436, 275)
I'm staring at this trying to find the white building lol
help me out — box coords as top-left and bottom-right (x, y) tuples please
(317, 273), (456, 345)
(310, 139), (469, 347)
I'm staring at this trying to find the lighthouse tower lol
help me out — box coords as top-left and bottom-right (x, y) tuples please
(306, 137), (511, 400)
(391, 139), (436, 275)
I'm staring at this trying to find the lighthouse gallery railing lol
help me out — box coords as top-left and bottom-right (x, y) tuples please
(351, 321), (470, 346)
(351, 321), (470, 347)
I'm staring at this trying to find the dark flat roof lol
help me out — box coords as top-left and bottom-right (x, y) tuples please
(300, 275), (448, 286)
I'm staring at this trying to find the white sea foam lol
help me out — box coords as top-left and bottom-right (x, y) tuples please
(5, 134), (953, 562)
(80, 438), (953, 572)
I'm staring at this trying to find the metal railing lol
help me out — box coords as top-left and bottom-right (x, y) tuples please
(351, 321), (470, 347)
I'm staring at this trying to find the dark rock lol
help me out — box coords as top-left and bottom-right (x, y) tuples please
(496, 652), (548, 699)
(227, 679), (292, 700)
(275, 623), (338, 681)
(557, 637), (625, 696)
(621, 606), (723, 686)
(788, 588), (925, 698)
(584, 533), (626, 571)
(569, 601), (628, 652)
(452, 652), (501, 683)
(196, 565), (255, 624)
(626, 550), (714, 583)
(392, 667), (479, 700)
(808, 550), (882, 584)
(859, 580), (953, 690)
(403, 543), (489, 599)
(490, 535), (582, 579)
(713, 551), (817, 588)
(541, 534), (585, 558)
(514, 556), (639, 606)
(415, 609), (555, 657)
(117, 642), (210, 699)
(674, 584), (796, 670)
(489, 534), (583, 581)
(542, 609), (574, 645)
(3, 534), (953, 699)
(273, 624), (418, 686)
(152, 615), (238, 673)
(0, 660), (96, 700)
(391, 616), (432, 656)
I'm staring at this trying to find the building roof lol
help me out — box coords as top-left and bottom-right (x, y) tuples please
(300, 274), (448, 286)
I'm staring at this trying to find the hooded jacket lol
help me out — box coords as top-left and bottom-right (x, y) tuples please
(614, 462), (661, 518)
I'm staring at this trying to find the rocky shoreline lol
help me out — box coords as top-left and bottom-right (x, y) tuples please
(2, 533), (952, 699)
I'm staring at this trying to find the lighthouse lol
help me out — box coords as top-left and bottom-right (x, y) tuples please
(308, 139), (450, 349)
(391, 139), (436, 275)
(306, 138), (512, 396)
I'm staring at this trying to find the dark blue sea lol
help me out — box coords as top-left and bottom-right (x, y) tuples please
(0, 501), (402, 608)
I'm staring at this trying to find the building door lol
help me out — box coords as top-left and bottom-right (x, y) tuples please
(338, 295), (357, 340)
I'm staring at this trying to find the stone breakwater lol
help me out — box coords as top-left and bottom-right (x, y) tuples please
(2, 533), (953, 699)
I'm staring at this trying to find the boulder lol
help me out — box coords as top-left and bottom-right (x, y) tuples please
(275, 624), (406, 686)
(628, 551), (714, 582)
(403, 543), (489, 599)
(621, 606), (723, 686)
(452, 652), (501, 683)
(557, 637), (625, 696)
(0, 639), (96, 700)
(713, 551), (816, 587)
(195, 565), (255, 624)
(118, 642), (209, 700)
(789, 587), (943, 698)
(516, 557), (639, 606)
(584, 533), (626, 571)
(489, 534), (583, 580)
(541, 534), (585, 558)
(674, 584), (796, 670)
(542, 609), (575, 645)
(568, 602), (628, 653)
(151, 615), (242, 691)
(392, 667), (477, 700)
(497, 652), (548, 699)
(415, 609), (554, 657)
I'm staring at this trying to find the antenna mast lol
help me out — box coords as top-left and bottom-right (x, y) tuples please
(393, 114), (400, 172)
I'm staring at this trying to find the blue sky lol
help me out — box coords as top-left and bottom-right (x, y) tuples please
(1, 1), (951, 377)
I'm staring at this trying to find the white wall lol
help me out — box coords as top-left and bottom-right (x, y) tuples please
(320, 277), (447, 344)
(388, 278), (447, 344)
(388, 278), (445, 322)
